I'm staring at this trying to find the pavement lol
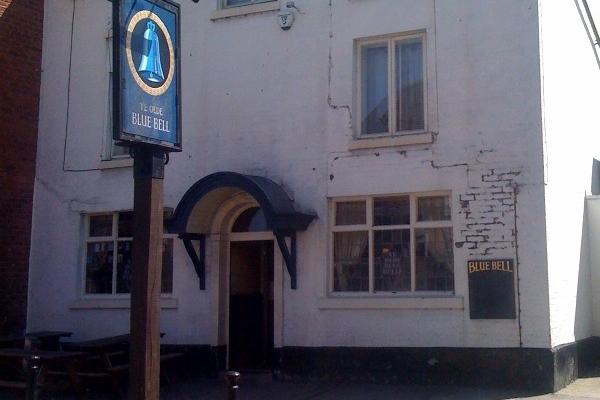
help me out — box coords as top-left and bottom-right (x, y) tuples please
(168, 373), (600, 400)
(3, 373), (600, 399)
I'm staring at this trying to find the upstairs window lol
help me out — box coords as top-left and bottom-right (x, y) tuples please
(357, 33), (426, 137)
(222, 0), (276, 8)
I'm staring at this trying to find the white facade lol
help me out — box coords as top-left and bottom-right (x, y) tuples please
(539, 0), (600, 348)
(28, 0), (600, 366)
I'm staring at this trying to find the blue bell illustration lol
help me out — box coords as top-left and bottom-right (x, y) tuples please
(138, 21), (165, 83)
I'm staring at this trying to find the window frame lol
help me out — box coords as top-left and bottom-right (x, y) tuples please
(329, 192), (453, 297)
(81, 212), (175, 299)
(101, 26), (130, 163)
(355, 31), (428, 139)
(220, 0), (277, 9)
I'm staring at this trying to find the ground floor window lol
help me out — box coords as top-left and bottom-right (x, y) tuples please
(83, 211), (173, 295)
(331, 193), (453, 294)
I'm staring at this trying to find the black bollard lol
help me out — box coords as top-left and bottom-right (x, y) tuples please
(224, 371), (240, 400)
(26, 355), (41, 400)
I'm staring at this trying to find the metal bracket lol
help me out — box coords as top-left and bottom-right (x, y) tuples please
(179, 233), (206, 290)
(274, 231), (297, 290)
(132, 145), (166, 179)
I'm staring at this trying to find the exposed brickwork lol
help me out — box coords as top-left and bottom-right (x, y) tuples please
(456, 167), (521, 257)
(0, 0), (44, 334)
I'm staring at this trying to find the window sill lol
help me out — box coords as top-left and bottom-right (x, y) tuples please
(210, 2), (280, 20)
(98, 158), (133, 170)
(69, 298), (178, 310)
(317, 295), (463, 310)
(348, 132), (433, 151)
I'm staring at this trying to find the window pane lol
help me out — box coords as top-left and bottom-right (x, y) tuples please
(415, 228), (454, 291)
(374, 196), (410, 226)
(396, 38), (424, 131)
(374, 230), (410, 291)
(224, 0), (274, 6)
(361, 43), (389, 135)
(418, 196), (451, 221)
(116, 241), (133, 293)
(115, 239), (173, 294)
(162, 239), (174, 293)
(333, 231), (369, 292)
(86, 242), (114, 294)
(226, 0), (251, 6)
(118, 211), (134, 238)
(163, 208), (174, 231)
(335, 201), (366, 226)
(89, 215), (113, 237)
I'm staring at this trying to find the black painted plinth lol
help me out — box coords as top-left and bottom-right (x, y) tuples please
(161, 338), (600, 394)
(273, 338), (600, 393)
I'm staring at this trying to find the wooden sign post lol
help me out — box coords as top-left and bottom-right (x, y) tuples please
(112, 1), (181, 398)
(129, 146), (165, 400)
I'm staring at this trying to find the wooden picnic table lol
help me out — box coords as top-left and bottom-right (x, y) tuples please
(0, 334), (24, 349)
(25, 331), (73, 350)
(60, 333), (176, 399)
(62, 332), (165, 352)
(0, 331), (73, 350)
(0, 348), (88, 400)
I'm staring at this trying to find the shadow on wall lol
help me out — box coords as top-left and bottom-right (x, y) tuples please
(573, 160), (600, 376)
(575, 198), (592, 342)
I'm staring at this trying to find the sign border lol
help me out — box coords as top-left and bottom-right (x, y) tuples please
(113, 0), (182, 152)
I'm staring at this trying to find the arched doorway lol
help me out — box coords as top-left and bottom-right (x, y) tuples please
(228, 207), (274, 370)
(168, 172), (316, 371)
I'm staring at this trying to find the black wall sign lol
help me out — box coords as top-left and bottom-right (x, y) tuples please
(468, 259), (516, 319)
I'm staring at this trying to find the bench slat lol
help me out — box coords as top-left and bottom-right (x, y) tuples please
(0, 379), (28, 389)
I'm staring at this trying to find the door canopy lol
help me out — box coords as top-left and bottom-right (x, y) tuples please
(168, 172), (317, 289)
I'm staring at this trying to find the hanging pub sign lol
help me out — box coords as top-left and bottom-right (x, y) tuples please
(113, 0), (181, 151)
(467, 259), (516, 319)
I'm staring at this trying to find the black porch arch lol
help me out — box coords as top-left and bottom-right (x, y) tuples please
(167, 172), (316, 289)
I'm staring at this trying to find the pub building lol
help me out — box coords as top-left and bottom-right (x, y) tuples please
(25, 0), (600, 392)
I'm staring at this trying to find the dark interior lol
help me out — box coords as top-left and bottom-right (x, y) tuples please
(229, 240), (274, 371)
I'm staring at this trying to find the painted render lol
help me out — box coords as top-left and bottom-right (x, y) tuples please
(27, 0), (599, 356)
(538, 0), (600, 348)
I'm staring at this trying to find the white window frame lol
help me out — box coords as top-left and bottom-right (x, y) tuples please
(355, 31), (428, 139)
(329, 192), (453, 297)
(82, 212), (175, 298)
(101, 26), (130, 163)
(220, 0), (276, 9)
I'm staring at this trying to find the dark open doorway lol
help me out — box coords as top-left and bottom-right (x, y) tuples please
(229, 240), (274, 371)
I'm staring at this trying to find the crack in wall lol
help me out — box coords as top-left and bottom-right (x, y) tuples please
(327, 0), (352, 129)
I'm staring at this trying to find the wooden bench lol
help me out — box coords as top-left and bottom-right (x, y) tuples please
(0, 348), (88, 400)
(59, 334), (183, 398)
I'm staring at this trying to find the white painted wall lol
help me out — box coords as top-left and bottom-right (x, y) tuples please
(30, 0), (553, 348)
(539, 0), (600, 347)
(318, 0), (549, 349)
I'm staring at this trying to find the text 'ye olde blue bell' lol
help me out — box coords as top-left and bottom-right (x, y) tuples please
(138, 21), (165, 83)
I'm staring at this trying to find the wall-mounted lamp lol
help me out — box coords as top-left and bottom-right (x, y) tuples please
(278, 1), (299, 30)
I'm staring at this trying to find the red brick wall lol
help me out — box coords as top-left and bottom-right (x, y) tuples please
(0, 0), (44, 334)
